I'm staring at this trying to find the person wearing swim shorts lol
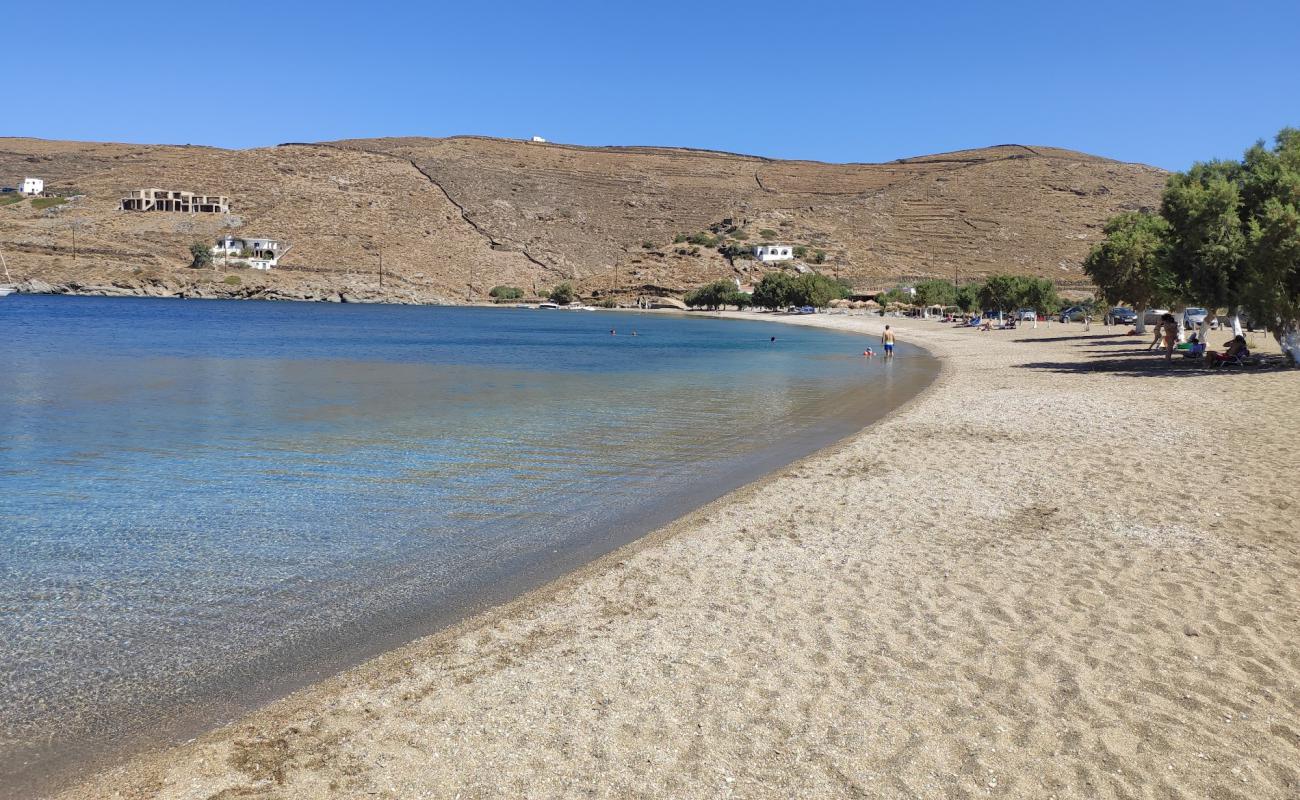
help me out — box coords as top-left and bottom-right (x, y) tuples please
(882, 325), (896, 359)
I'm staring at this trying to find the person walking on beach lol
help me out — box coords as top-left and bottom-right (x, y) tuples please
(882, 325), (896, 360)
(1147, 321), (1164, 350)
(1161, 313), (1179, 361)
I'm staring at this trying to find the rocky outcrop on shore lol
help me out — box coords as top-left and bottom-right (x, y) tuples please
(12, 277), (449, 305)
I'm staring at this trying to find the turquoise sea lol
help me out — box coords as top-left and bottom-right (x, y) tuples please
(0, 295), (935, 786)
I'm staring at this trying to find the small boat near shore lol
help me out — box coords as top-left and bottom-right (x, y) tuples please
(538, 302), (559, 309)
(0, 286), (14, 297)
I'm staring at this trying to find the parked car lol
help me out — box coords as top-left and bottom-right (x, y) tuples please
(1182, 307), (1213, 330)
(1106, 307), (1137, 325)
(1017, 308), (1037, 321)
(1058, 306), (1086, 322)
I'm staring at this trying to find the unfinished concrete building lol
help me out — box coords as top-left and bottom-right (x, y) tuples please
(119, 188), (230, 213)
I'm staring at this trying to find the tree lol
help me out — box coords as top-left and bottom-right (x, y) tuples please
(190, 242), (212, 269)
(1235, 129), (1300, 352)
(683, 280), (738, 310)
(954, 283), (981, 313)
(728, 291), (753, 310)
(876, 288), (910, 307)
(752, 272), (798, 309)
(1162, 160), (1247, 334)
(976, 275), (1024, 317)
(790, 273), (848, 308)
(1020, 277), (1061, 316)
(1083, 213), (1177, 333)
(913, 279), (956, 308)
(548, 282), (575, 304)
(1158, 128), (1300, 346)
(489, 285), (523, 300)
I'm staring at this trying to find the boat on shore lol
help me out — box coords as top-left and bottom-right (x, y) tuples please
(538, 302), (559, 309)
(0, 286), (14, 297)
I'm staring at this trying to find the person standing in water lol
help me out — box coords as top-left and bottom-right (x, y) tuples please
(882, 325), (896, 359)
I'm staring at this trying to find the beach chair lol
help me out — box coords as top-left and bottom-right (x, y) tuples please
(1210, 347), (1251, 368)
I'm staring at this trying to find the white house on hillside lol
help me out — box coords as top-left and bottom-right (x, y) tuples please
(530, 135), (547, 143)
(753, 244), (793, 262)
(213, 236), (289, 270)
(19, 177), (43, 196)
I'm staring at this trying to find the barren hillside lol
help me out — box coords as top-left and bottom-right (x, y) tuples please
(0, 136), (1166, 302)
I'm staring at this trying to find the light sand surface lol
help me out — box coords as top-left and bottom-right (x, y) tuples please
(57, 315), (1299, 799)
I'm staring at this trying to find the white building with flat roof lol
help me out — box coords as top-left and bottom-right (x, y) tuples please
(19, 177), (43, 196)
(212, 236), (289, 270)
(753, 244), (793, 262)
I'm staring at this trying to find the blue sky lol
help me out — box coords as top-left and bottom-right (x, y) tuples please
(7, 0), (1297, 170)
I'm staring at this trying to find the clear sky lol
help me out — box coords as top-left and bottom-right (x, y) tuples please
(7, 0), (1297, 170)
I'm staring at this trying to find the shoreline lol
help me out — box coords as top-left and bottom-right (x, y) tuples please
(3, 302), (940, 799)
(37, 313), (1300, 799)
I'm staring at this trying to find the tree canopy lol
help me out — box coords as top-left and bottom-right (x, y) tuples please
(548, 282), (575, 304)
(1087, 127), (1300, 342)
(684, 280), (749, 310)
(1082, 212), (1177, 313)
(489, 285), (524, 300)
(751, 272), (849, 309)
(189, 242), (212, 269)
(912, 279), (956, 307)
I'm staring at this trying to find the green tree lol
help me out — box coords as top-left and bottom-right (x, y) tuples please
(189, 242), (212, 269)
(683, 280), (738, 310)
(489, 285), (524, 300)
(1162, 161), (1246, 325)
(752, 272), (798, 309)
(727, 291), (753, 310)
(1083, 212), (1178, 333)
(913, 279), (956, 307)
(954, 283), (981, 313)
(548, 282), (575, 304)
(1020, 277), (1061, 315)
(791, 273), (848, 308)
(976, 275), (1025, 316)
(876, 288), (910, 307)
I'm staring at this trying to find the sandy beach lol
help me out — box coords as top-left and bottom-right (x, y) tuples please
(53, 314), (1299, 799)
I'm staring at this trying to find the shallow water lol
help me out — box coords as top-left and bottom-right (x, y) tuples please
(0, 296), (935, 788)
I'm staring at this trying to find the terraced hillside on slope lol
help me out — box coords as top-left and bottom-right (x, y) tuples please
(0, 136), (1166, 302)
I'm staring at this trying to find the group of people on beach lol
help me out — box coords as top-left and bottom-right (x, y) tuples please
(1148, 312), (1250, 366)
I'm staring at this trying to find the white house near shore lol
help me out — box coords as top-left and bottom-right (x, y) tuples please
(530, 135), (547, 143)
(19, 177), (43, 196)
(753, 244), (793, 262)
(212, 236), (289, 270)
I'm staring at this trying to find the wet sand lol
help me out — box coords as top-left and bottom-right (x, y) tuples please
(51, 315), (1300, 799)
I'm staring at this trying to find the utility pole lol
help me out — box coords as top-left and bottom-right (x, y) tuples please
(0, 240), (12, 283)
(378, 246), (383, 287)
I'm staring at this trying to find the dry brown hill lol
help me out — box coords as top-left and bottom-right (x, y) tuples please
(0, 136), (1166, 302)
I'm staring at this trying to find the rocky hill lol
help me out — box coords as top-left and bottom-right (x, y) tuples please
(0, 136), (1167, 303)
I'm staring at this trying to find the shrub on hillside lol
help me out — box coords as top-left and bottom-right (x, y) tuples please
(489, 285), (524, 300)
(190, 242), (212, 269)
(548, 282), (576, 304)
